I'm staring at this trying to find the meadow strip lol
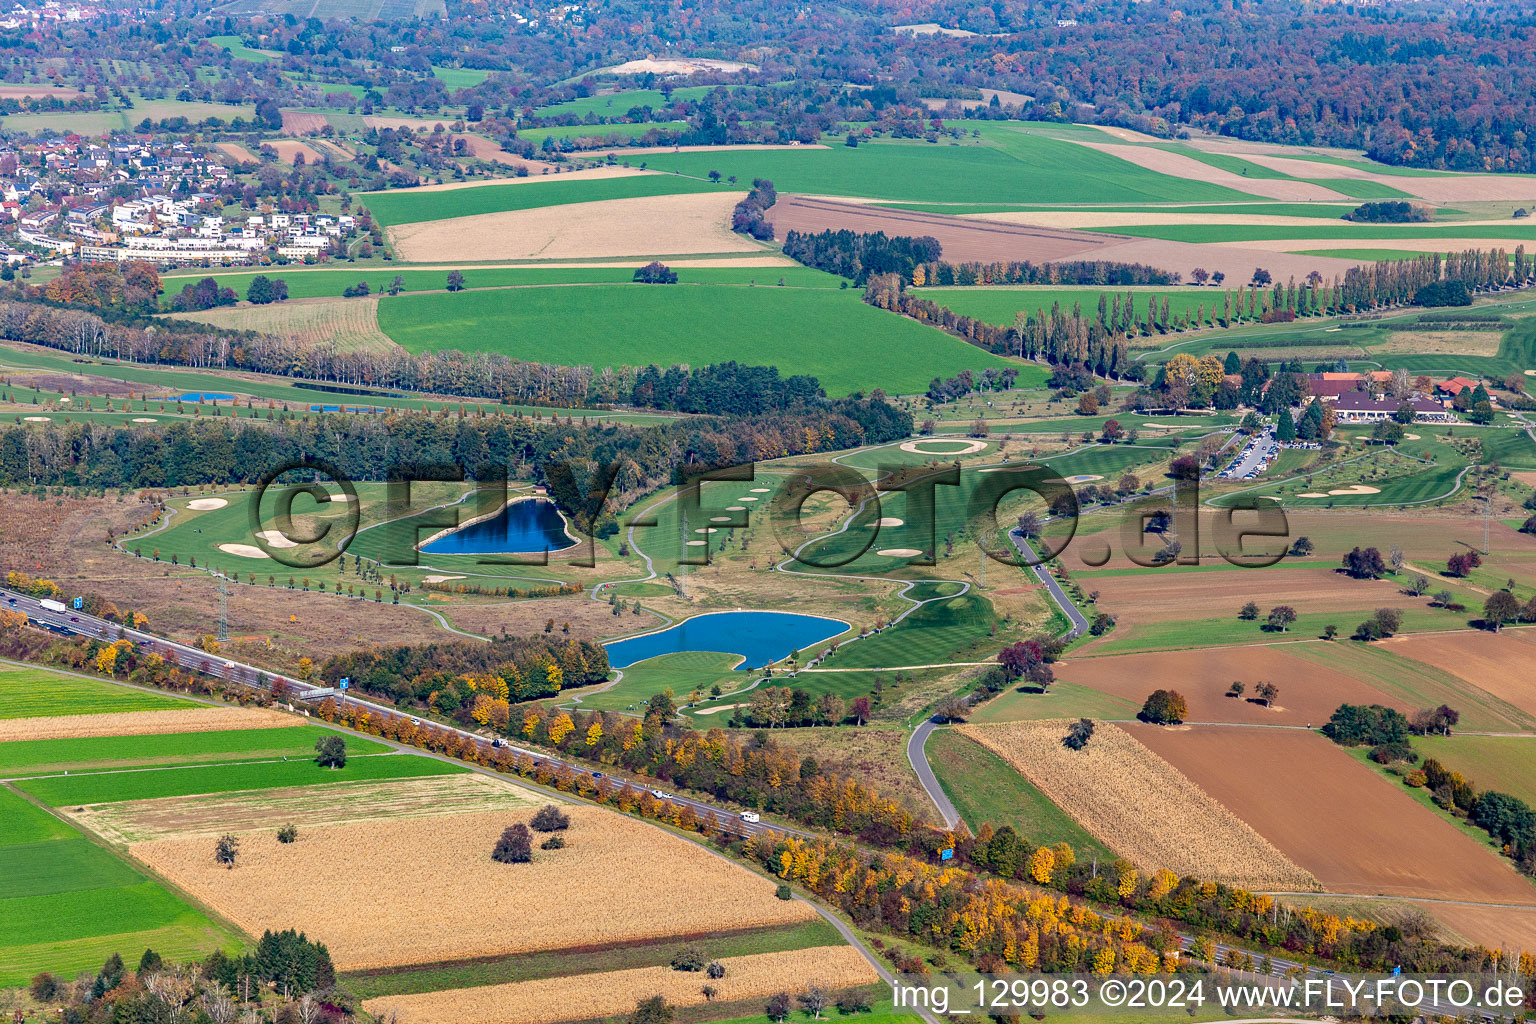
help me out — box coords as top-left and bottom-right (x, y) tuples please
(362, 946), (877, 1024)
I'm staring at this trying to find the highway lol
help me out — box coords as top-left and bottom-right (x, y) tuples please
(0, 585), (800, 843)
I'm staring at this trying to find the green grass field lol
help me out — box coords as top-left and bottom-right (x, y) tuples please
(914, 286), (1222, 328)
(207, 34), (274, 62)
(0, 99), (258, 135)
(0, 665), (195, 719)
(518, 121), (688, 145)
(161, 264), (845, 300)
(432, 65), (490, 90)
(0, 725), (388, 777)
(1086, 223), (1536, 243)
(376, 284), (1027, 396)
(636, 131), (1256, 205)
(361, 174), (732, 227)
(17, 751), (466, 805)
(0, 786), (240, 986)
(532, 86), (720, 118)
(819, 593), (997, 669)
(925, 728), (1113, 859)
(574, 651), (746, 713)
(1292, 248), (1435, 262)
(1413, 735), (1536, 805)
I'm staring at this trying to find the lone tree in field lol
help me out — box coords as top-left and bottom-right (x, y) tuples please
(1139, 689), (1188, 725)
(1238, 601), (1260, 620)
(1342, 546), (1387, 579)
(1289, 536), (1313, 556)
(1447, 550), (1482, 577)
(214, 834), (239, 869)
(1485, 590), (1520, 631)
(1266, 605), (1298, 632)
(530, 805), (571, 832)
(670, 947), (707, 972)
(276, 824), (298, 844)
(492, 824), (533, 863)
(1226, 681), (1245, 698)
(800, 983), (831, 1021)
(1255, 682), (1279, 707)
(446, 269), (466, 292)
(1062, 718), (1095, 750)
(633, 261), (678, 284)
(314, 735), (346, 769)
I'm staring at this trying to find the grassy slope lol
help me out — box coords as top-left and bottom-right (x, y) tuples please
(916, 286), (1219, 328)
(362, 175), (732, 227)
(1413, 735), (1536, 805)
(0, 665), (195, 719)
(925, 728), (1114, 860)
(376, 284), (1026, 397)
(637, 134), (1254, 205)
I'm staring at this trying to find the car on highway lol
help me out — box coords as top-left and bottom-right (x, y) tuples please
(740, 811), (760, 823)
(650, 789), (674, 800)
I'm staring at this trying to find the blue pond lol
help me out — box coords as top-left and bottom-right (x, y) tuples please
(604, 611), (849, 670)
(420, 498), (577, 555)
(178, 392), (234, 402)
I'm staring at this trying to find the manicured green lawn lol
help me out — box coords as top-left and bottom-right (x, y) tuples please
(926, 728), (1113, 859)
(577, 651), (746, 713)
(0, 665), (195, 719)
(820, 593), (997, 669)
(376, 284), (1025, 397)
(361, 174), (732, 227)
(17, 751), (466, 805)
(637, 132), (1254, 205)
(0, 726), (388, 777)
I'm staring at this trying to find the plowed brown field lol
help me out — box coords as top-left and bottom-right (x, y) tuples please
(1082, 566), (1423, 626)
(132, 806), (815, 969)
(1060, 644), (1401, 726)
(1129, 725), (1536, 905)
(1415, 903), (1536, 953)
(1388, 630), (1536, 717)
(0, 706), (298, 742)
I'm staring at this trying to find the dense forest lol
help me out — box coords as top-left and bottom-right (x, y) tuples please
(4, 0), (1535, 171)
(319, 634), (609, 707)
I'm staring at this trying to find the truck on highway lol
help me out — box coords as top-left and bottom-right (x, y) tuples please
(38, 598), (67, 614)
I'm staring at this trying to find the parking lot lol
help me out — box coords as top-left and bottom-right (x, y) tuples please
(1219, 427), (1278, 480)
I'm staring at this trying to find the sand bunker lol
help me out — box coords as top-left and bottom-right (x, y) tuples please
(218, 543), (269, 558)
(749, 488), (771, 493)
(1066, 474), (1104, 483)
(691, 702), (743, 715)
(685, 540), (707, 546)
(875, 517), (904, 527)
(1401, 433), (1421, 440)
(422, 575), (465, 583)
(1328, 485), (1381, 495)
(709, 516), (732, 522)
(726, 505), (746, 511)
(254, 530), (299, 549)
(390, 192), (749, 261)
(878, 548), (923, 557)
(187, 498), (229, 510)
(694, 528), (718, 534)
(738, 496), (758, 501)
(131, 417), (158, 423)
(899, 438), (988, 455)
(22, 416), (48, 422)
(1296, 492), (1330, 498)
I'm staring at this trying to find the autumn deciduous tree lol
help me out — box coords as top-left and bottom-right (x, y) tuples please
(530, 805), (570, 832)
(630, 996), (675, 1024)
(214, 834), (239, 869)
(313, 735), (346, 768)
(492, 824), (533, 863)
(1139, 689), (1187, 725)
(1238, 601), (1260, 621)
(1342, 546), (1387, 579)
(1484, 590), (1520, 631)
(1447, 551), (1483, 577)
(1266, 606), (1298, 632)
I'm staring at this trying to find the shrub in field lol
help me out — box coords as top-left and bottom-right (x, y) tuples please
(1062, 718), (1094, 750)
(530, 804), (570, 832)
(540, 834), (566, 850)
(493, 824), (532, 863)
(671, 946), (707, 972)
(775, 884), (793, 900)
(706, 960), (725, 979)
(277, 824), (299, 844)
(214, 833), (239, 869)
(631, 995), (675, 1024)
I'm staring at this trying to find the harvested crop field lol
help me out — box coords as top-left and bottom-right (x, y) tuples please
(363, 946), (877, 1024)
(1082, 566), (1421, 628)
(1059, 644), (1401, 726)
(1387, 630), (1536, 717)
(958, 721), (1318, 890)
(279, 110), (329, 134)
(388, 192), (749, 261)
(0, 84), (85, 99)
(767, 195), (1120, 264)
(1067, 141), (1346, 201)
(1130, 725), (1536, 905)
(1228, 154), (1536, 202)
(167, 296), (397, 353)
(216, 142), (258, 163)
(1415, 903), (1536, 954)
(72, 773), (536, 844)
(132, 806), (816, 969)
(0, 705), (298, 743)
(268, 140), (324, 165)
